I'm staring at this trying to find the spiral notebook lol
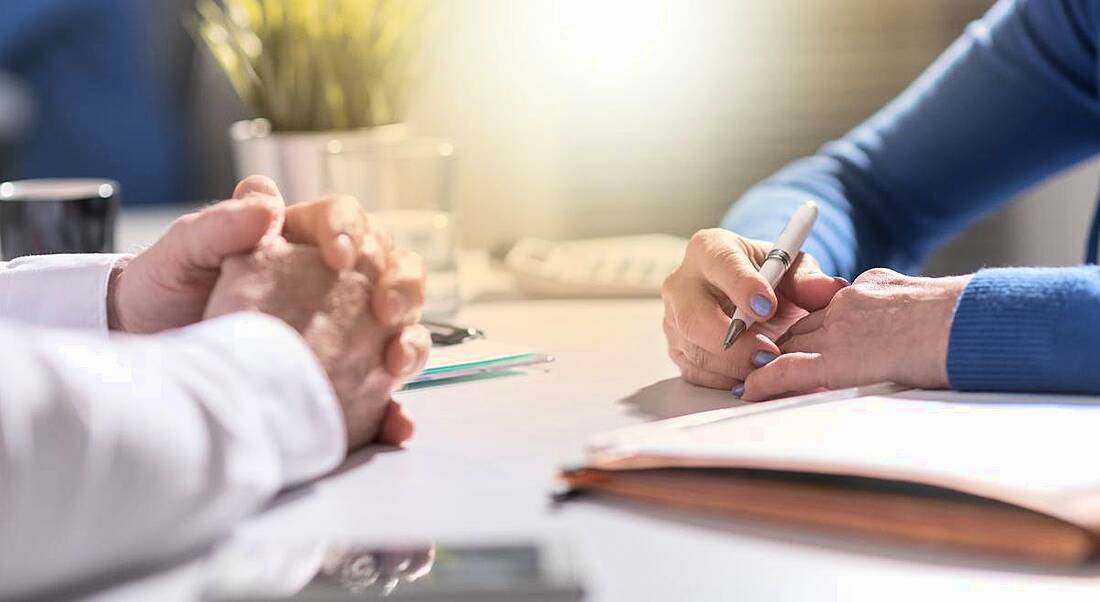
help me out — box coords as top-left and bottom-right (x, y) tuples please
(561, 384), (1100, 564)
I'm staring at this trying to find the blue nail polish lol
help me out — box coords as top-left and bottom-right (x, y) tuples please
(752, 350), (778, 368)
(731, 383), (745, 397)
(750, 294), (773, 318)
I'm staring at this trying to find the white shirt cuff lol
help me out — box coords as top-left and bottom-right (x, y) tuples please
(173, 312), (348, 488)
(0, 254), (130, 332)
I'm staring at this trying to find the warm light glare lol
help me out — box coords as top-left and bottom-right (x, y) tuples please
(550, 0), (684, 90)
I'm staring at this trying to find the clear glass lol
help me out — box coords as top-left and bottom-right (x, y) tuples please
(324, 137), (459, 318)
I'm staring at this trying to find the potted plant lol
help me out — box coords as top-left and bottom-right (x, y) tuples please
(190, 0), (434, 202)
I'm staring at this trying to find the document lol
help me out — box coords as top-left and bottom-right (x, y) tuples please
(563, 386), (1100, 563)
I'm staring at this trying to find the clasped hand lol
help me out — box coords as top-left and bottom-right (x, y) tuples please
(109, 176), (430, 449)
(663, 229), (970, 400)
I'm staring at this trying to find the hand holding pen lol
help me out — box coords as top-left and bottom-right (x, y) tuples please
(661, 201), (849, 393)
(722, 202), (819, 349)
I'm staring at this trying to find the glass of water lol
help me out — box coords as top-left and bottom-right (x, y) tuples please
(324, 137), (459, 318)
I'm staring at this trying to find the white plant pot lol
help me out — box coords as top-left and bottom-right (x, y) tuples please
(229, 119), (408, 203)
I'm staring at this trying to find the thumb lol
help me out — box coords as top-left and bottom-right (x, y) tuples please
(232, 174), (287, 241)
(693, 229), (779, 321)
(778, 253), (848, 311)
(172, 198), (281, 270)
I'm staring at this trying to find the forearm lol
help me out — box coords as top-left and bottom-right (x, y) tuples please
(724, 0), (1100, 279)
(0, 313), (345, 598)
(722, 165), (872, 279)
(948, 266), (1100, 394)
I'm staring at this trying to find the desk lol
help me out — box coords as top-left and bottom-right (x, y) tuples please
(93, 211), (1100, 601)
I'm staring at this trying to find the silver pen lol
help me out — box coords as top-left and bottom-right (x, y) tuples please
(723, 201), (819, 349)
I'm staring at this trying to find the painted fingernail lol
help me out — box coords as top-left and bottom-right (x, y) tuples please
(752, 350), (778, 368)
(731, 383), (745, 397)
(750, 294), (773, 318)
(834, 276), (850, 286)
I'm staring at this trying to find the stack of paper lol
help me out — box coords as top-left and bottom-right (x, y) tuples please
(562, 386), (1100, 563)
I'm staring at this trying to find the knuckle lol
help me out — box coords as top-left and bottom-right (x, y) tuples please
(662, 316), (676, 340)
(729, 364), (751, 381)
(689, 228), (718, 247)
(248, 196), (280, 217)
(684, 342), (708, 370)
(170, 212), (200, 233)
(372, 226), (393, 249)
(709, 244), (740, 266)
(660, 271), (679, 298)
(679, 363), (724, 388)
(408, 282), (427, 306)
(680, 365), (703, 385)
(668, 345), (683, 366)
(331, 193), (360, 206)
(830, 284), (864, 306)
(690, 228), (728, 256)
(315, 194), (341, 208)
(829, 286), (852, 306)
(408, 325), (432, 352)
(824, 307), (855, 333)
(669, 348), (689, 369)
(853, 267), (897, 285)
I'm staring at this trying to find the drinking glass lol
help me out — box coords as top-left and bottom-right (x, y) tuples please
(0, 179), (119, 260)
(325, 137), (459, 318)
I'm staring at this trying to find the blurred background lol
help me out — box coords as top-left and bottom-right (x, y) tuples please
(1, 0), (1096, 275)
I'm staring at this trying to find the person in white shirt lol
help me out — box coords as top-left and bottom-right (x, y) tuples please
(0, 176), (431, 599)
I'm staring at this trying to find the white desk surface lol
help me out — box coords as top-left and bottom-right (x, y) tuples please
(87, 210), (1100, 601)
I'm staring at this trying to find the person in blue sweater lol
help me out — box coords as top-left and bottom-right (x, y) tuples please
(661, 0), (1100, 401)
(1, 0), (184, 204)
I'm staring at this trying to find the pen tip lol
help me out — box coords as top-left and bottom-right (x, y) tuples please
(723, 319), (747, 350)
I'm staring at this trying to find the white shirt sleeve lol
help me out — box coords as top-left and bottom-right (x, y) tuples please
(0, 312), (347, 599)
(0, 254), (130, 331)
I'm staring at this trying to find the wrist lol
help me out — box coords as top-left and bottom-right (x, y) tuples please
(929, 274), (973, 387)
(106, 256), (132, 331)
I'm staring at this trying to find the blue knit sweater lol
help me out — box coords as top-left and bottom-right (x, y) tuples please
(722, 0), (1100, 394)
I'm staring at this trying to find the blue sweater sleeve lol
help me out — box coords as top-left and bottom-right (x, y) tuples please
(949, 266), (1100, 393)
(723, 0), (1100, 278)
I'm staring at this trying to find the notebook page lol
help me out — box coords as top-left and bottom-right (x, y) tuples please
(592, 391), (1100, 526)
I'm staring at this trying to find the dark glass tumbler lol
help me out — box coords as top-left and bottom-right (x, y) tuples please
(0, 179), (119, 260)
